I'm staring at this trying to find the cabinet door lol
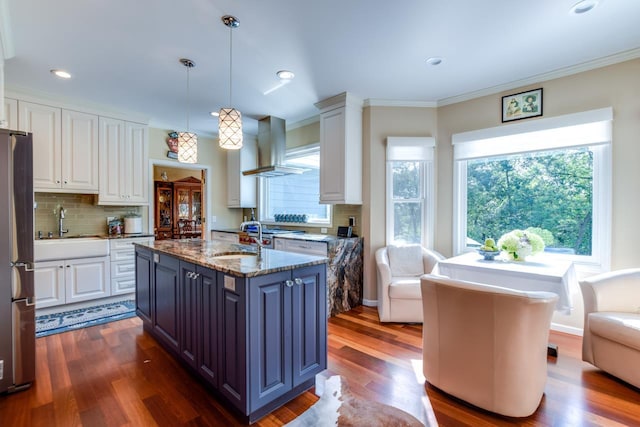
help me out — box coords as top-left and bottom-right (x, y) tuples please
(123, 122), (149, 204)
(19, 101), (62, 190)
(99, 117), (125, 203)
(61, 109), (99, 192)
(135, 247), (153, 325)
(319, 106), (346, 203)
(155, 182), (173, 236)
(218, 273), (247, 411)
(34, 261), (65, 308)
(153, 253), (180, 352)
(179, 261), (199, 369)
(65, 256), (110, 303)
(198, 266), (220, 388)
(291, 265), (327, 386)
(248, 270), (292, 411)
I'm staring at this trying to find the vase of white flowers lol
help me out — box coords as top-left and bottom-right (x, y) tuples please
(497, 229), (545, 261)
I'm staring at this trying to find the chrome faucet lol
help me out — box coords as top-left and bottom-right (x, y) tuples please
(58, 206), (69, 237)
(240, 220), (263, 255)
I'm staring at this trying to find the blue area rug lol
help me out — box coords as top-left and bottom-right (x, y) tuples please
(35, 300), (136, 338)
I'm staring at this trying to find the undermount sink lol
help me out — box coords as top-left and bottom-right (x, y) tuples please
(35, 237), (109, 261)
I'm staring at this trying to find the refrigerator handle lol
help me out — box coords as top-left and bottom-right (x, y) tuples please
(10, 261), (34, 272)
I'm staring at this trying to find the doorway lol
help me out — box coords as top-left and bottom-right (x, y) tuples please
(148, 160), (210, 240)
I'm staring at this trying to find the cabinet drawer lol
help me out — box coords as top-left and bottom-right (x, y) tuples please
(111, 260), (135, 278)
(110, 238), (153, 261)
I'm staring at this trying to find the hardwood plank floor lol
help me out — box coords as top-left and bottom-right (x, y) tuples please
(1, 306), (639, 426)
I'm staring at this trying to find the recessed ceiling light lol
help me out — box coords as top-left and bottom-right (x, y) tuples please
(570, 0), (599, 14)
(276, 70), (295, 80)
(50, 69), (71, 79)
(426, 57), (443, 66)
(210, 111), (219, 117)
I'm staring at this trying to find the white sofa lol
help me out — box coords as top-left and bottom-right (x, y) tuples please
(420, 274), (558, 417)
(375, 244), (443, 323)
(579, 268), (640, 389)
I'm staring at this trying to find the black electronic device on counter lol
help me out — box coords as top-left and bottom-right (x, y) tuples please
(337, 226), (352, 238)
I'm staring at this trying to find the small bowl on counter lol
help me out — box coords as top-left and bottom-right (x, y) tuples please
(477, 249), (501, 261)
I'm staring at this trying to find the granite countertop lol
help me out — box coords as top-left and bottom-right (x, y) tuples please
(136, 239), (327, 278)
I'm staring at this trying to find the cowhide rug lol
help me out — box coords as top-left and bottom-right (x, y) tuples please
(285, 375), (426, 427)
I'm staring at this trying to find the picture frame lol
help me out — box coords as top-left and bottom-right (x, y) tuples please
(501, 88), (543, 122)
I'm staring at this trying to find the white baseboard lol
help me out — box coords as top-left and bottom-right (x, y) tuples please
(551, 322), (583, 336)
(362, 299), (377, 307)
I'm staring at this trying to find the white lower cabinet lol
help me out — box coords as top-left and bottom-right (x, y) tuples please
(34, 256), (111, 308)
(110, 237), (154, 296)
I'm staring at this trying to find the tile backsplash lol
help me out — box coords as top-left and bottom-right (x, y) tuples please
(34, 193), (142, 237)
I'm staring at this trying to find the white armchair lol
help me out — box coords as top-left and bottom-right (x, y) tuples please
(579, 268), (640, 388)
(375, 244), (444, 323)
(421, 274), (558, 417)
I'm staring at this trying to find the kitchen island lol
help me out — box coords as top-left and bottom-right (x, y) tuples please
(134, 239), (328, 423)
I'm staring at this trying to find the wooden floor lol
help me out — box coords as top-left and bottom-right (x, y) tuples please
(1, 306), (639, 426)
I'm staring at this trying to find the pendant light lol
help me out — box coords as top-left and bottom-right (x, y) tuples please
(178, 58), (198, 163)
(218, 15), (243, 150)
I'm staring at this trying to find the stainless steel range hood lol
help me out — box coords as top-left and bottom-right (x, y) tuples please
(242, 116), (305, 178)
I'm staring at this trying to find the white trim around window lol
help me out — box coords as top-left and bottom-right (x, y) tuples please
(452, 108), (612, 273)
(385, 137), (435, 248)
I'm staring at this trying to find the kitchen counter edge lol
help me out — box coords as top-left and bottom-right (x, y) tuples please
(134, 239), (327, 278)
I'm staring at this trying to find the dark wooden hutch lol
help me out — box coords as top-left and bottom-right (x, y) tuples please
(154, 176), (202, 240)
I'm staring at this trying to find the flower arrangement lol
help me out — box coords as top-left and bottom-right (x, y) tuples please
(497, 229), (545, 261)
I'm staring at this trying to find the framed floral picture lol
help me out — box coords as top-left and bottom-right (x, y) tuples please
(501, 88), (543, 122)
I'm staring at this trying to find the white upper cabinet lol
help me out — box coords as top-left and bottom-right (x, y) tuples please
(18, 101), (99, 192)
(227, 138), (257, 208)
(62, 109), (99, 192)
(315, 92), (363, 204)
(98, 117), (149, 205)
(2, 98), (18, 129)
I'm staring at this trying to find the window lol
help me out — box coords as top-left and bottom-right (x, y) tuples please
(453, 108), (612, 272)
(260, 144), (331, 225)
(386, 137), (435, 247)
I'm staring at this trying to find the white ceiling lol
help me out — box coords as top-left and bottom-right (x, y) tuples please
(3, 0), (640, 137)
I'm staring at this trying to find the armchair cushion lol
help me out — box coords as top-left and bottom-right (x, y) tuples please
(387, 244), (424, 277)
(388, 278), (421, 299)
(589, 312), (640, 352)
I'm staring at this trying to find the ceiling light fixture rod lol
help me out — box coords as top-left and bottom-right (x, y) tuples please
(222, 15), (239, 108)
(180, 58), (195, 131)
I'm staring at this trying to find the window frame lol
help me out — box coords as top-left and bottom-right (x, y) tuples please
(385, 137), (435, 248)
(452, 108), (612, 273)
(259, 143), (332, 227)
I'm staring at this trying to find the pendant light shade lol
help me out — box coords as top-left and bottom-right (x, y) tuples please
(178, 58), (197, 163)
(178, 131), (198, 163)
(219, 15), (243, 149)
(218, 107), (243, 149)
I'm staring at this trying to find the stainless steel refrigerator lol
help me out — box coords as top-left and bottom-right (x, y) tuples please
(0, 129), (35, 394)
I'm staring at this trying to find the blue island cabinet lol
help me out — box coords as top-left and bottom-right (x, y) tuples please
(134, 246), (327, 423)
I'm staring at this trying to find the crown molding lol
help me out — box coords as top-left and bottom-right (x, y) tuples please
(365, 99), (437, 108)
(286, 115), (319, 131)
(438, 47), (640, 107)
